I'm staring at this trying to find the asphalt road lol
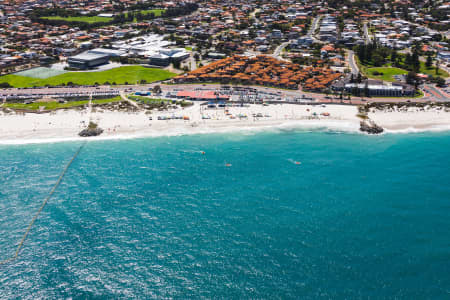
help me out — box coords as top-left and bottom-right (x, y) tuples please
(2, 82), (447, 104)
(363, 22), (371, 45)
(348, 50), (360, 75)
(308, 16), (321, 43)
(272, 41), (291, 60)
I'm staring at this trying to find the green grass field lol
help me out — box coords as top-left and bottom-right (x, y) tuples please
(3, 96), (123, 110)
(140, 9), (164, 17)
(366, 67), (408, 81)
(357, 56), (449, 81)
(41, 10), (165, 24)
(41, 16), (113, 23)
(419, 61), (449, 78)
(0, 66), (176, 88)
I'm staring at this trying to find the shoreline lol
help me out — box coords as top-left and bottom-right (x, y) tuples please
(1, 103), (450, 145)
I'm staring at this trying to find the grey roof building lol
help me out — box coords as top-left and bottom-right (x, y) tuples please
(68, 52), (110, 69)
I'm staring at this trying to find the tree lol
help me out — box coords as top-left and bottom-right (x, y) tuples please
(435, 77), (445, 87)
(136, 11), (143, 22)
(406, 71), (417, 86)
(404, 53), (413, 68)
(0, 82), (12, 88)
(372, 53), (384, 67)
(152, 85), (162, 94)
(425, 54), (433, 69)
(172, 60), (181, 69)
(364, 80), (370, 97)
(391, 50), (397, 65)
(412, 50), (420, 73)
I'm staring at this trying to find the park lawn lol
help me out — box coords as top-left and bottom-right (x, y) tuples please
(41, 9), (165, 24)
(41, 16), (113, 23)
(359, 56), (449, 80)
(419, 61), (449, 78)
(3, 96), (123, 110)
(365, 67), (408, 81)
(140, 9), (164, 17)
(0, 66), (176, 88)
(126, 9), (165, 22)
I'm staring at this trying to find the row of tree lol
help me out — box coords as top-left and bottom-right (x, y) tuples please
(355, 41), (440, 74)
(354, 41), (393, 67)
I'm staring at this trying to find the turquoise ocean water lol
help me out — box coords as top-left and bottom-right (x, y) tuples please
(0, 129), (449, 298)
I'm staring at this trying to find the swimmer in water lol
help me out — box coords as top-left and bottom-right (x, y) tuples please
(225, 163), (232, 167)
(295, 161), (301, 165)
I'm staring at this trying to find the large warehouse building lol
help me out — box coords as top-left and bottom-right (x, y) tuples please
(68, 52), (110, 69)
(67, 48), (125, 69)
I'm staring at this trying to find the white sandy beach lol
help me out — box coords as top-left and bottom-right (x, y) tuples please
(1, 103), (450, 144)
(369, 106), (450, 132)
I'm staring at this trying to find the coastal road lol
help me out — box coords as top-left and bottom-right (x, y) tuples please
(348, 50), (360, 75)
(1, 82), (446, 104)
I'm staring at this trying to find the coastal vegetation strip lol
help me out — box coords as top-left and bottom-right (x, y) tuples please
(3, 96), (123, 110)
(0, 66), (176, 88)
(128, 95), (169, 103)
(128, 95), (193, 108)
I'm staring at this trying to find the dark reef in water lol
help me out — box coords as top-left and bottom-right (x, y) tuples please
(360, 120), (384, 134)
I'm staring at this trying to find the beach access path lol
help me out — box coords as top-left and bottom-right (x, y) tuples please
(119, 91), (140, 109)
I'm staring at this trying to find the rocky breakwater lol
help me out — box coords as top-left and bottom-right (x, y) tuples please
(79, 121), (104, 137)
(357, 106), (384, 134)
(360, 119), (384, 134)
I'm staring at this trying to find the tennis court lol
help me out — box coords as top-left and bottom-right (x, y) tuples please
(14, 67), (67, 79)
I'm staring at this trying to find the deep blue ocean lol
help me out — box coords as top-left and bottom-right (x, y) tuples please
(0, 130), (449, 299)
